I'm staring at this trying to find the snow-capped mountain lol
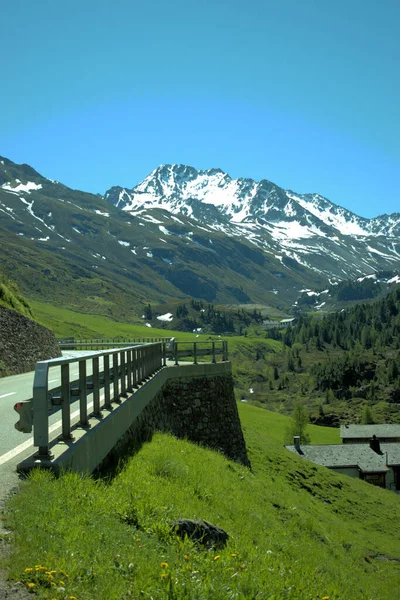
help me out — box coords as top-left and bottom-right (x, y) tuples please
(105, 164), (400, 281)
(0, 156), (399, 317)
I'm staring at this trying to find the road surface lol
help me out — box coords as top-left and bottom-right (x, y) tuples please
(0, 352), (99, 525)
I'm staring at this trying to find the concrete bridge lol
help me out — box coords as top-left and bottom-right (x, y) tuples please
(10, 339), (249, 475)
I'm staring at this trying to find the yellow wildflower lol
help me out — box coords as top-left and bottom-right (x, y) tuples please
(231, 553), (237, 557)
(60, 580), (65, 585)
(24, 567), (33, 572)
(213, 555), (221, 561)
(160, 562), (168, 568)
(27, 582), (35, 589)
(161, 573), (167, 579)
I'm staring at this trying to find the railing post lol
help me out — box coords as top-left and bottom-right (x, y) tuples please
(223, 341), (228, 361)
(93, 356), (101, 417)
(127, 349), (133, 392)
(104, 354), (111, 409)
(79, 360), (89, 428)
(132, 348), (138, 388)
(60, 363), (74, 442)
(140, 347), (145, 381)
(212, 341), (216, 363)
(174, 341), (179, 366)
(162, 342), (167, 366)
(144, 346), (149, 378)
(193, 342), (197, 364)
(149, 345), (153, 375)
(33, 362), (53, 459)
(121, 351), (127, 396)
(137, 347), (141, 383)
(113, 352), (120, 402)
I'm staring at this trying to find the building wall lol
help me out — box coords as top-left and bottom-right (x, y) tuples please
(331, 466), (360, 478)
(385, 468), (396, 491)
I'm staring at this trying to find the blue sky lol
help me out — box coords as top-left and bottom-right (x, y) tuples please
(1, 0), (399, 218)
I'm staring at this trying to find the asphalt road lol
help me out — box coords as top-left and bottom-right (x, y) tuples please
(0, 351), (99, 521)
(0, 350), (177, 522)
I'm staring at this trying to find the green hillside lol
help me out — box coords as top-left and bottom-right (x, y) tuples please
(260, 289), (400, 424)
(4, 405), (399, 599)
(30, 293), (400, 425)
(0, 271), (34, 319)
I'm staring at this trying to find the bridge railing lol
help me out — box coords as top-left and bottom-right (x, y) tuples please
(58, 339), (229, 363)
(169, 340), (228, 364)
(32, 343), (163, 460)
(15, 340), (229, 462)
(58, 337), (171, 350)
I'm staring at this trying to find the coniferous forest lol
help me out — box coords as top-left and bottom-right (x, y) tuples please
(236, 289), (400, 425)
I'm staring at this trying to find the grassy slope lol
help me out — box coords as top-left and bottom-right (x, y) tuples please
(32, 300), (396, 425)
(0, 273), (34, 319)
(4, 406), (398, 600)
(31, 300), (187, 339)
(30, 300), (283, 353)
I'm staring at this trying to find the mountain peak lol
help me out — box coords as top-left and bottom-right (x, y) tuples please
(104, 164), (400, 244)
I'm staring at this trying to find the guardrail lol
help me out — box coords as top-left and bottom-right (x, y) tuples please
(58, 339), (229, 364)
(171, 340), (228, 364)
(29, 343), (163, 460)
(58, 337), (171, 349)
(15, 340), (229, 462)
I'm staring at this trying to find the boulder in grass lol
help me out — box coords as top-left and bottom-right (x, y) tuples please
(171, 518), (229, 549)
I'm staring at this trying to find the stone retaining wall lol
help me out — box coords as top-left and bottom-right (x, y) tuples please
(103, 368), (250, 469)
(0, 306), (61, 376)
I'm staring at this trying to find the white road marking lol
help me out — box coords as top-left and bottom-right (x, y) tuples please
(0, 396), (104, 466)
(0, 436), (35, 465)
(0, 392), (16, 399)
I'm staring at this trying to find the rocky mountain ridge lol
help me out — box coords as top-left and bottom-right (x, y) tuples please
(0, 156), (399, 317)
(105, 164), (400, 283)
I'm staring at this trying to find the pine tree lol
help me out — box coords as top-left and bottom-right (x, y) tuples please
(361, 405), (375, 424)
(144, 304), (152, 320)
(285, 400), (310, 444)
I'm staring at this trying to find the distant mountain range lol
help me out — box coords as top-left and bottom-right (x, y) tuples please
(0, 156), (399, 319)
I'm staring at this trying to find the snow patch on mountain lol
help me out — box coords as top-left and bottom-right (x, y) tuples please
(157, 312), (173, 322)
(388, 275), (400, 284)
(2, 181), (43, 194)
(287, 193), (370, 237)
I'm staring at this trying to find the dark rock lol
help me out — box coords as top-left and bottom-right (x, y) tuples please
(0, 306), (61, 376)
(172, 518), (229, 549)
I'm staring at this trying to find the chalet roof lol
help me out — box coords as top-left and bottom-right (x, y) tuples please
(383, 443), (400, 466)
(280, 318), (296, 324)
(340, 424), (400, 440)
(284, 442), (400, 473)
